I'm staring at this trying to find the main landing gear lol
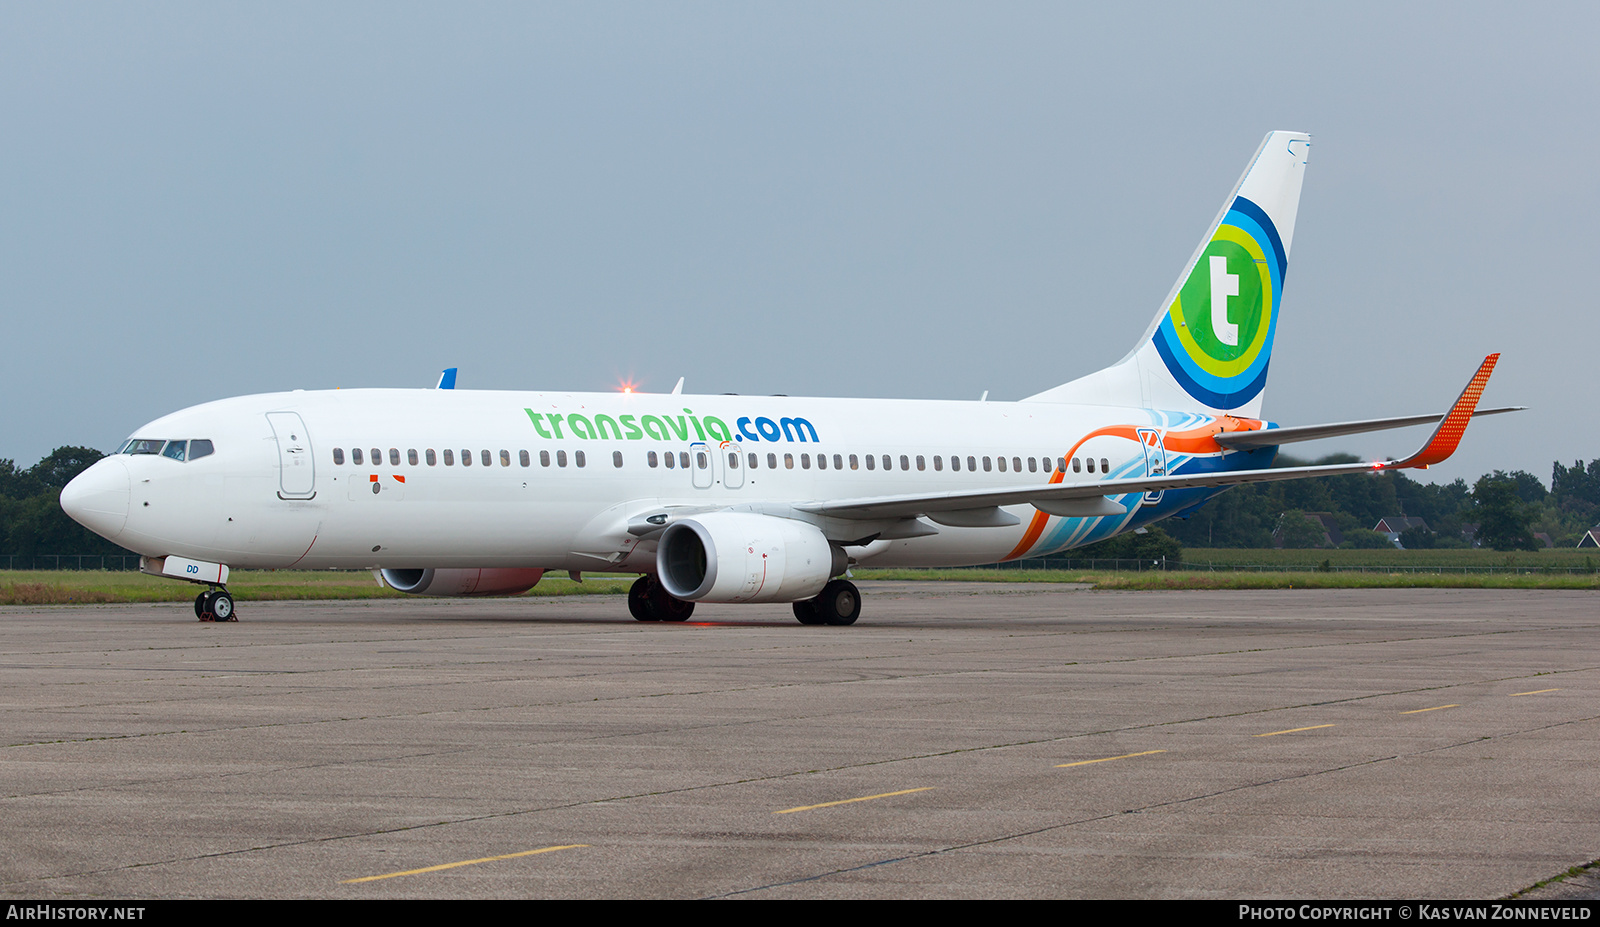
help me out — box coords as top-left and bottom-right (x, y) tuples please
(792, 579), (860, 626)
(193, 588), (236, 622)
(628, 575), (695, 622)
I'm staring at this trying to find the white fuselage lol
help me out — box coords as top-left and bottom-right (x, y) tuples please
(66, 387), (1221, 574)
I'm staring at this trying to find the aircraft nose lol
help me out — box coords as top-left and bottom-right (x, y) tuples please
(60, 457), (130, 541)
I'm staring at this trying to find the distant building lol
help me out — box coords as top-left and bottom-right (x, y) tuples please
(1580, 527), (1600, 549)
(1373, 516), (1428, 548)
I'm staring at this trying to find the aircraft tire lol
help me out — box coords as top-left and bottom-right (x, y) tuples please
(651, 584), (695, 622)
(210, 591), (236, 622)
(792, 601), (826, 625)
(194, 592), (208, 621)
(815, 580), (860, 626)
(628, 576), (658, 621)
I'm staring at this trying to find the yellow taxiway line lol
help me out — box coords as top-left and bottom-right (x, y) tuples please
(342, 844), (587, 884)
(1255, 724), (1336, 737)
(1054, 750), (1166, 768)
(775, 787), (934, 815)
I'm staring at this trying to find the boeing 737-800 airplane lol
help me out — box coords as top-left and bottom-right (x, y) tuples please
(61, 131), (1516, 624)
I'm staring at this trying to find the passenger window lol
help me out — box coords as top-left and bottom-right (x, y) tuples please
(916, 455), (925, 471)
(664, 451), (675, 469)
(951, 455), (960, 472)
(784, 453), (794, 469)
(849, 454), (859, 470)
(1027, 457), (1037, 473)
(1101, 458), (1109, 473)
(767, 453), (777, 469)
(353, 448), (364, 465)
(934, 455), (943, 471)
(541, 450), (551, 467)
(481, 449), (491, 467)
(728, 452), (739, 469)
(443, 449), (453, 466)
(801, 454), (811, 470)
(865, 454), (875, 471)
(679, 452), (689, 469)
(834, 454), (843, 470)
(371, 448), (381, 465)
(1087, 458), (1095, 473)
(696, 451), (708, 470)
(500, 450), (510, 467)
(997, 456), (1007, 472)
(389, 448), (400, 466)
(815, 453), (825, 470)
(408, 449), (418, 466)
(615, 451), (625, 468)
(333, 448), (345, 466)
(882, 455), (892, 471)
(1012, 457), (1021, 472)
(575, 450), (586, 468)
(1073, 457), (1082, 473)
(983, 456), (992, 472)
(648, 451), (658, 468)
(557, 450), (568, 468)
(748, 453), (758, 469)
(461, 449), (472, 467)
(426, 449), (436, 466)
(1057, 457), (1067, 472)
(520, 450), (530, 467)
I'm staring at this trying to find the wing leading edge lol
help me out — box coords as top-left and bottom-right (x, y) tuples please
(800, 355), (1510, 523)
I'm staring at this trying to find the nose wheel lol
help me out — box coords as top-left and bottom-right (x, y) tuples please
(195, 589), (236, 622)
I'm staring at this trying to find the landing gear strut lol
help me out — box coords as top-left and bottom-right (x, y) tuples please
(628, 575), (694, 622)
(794, 579), (860, 626)
(195, 588), (236, 622)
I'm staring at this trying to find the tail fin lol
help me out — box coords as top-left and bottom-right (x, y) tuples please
(1024, 130), (1310, 418)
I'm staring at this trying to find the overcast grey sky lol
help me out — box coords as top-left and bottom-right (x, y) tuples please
(4, 2), (1594, 486)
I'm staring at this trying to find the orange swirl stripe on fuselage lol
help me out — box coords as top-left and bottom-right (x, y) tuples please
(1001, 416), (1264, 561)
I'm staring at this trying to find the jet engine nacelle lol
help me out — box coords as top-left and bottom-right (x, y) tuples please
(379, 567), (546, 597)
(656, 512), (845, 604)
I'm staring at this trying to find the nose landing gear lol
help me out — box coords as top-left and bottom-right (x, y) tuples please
(194, 588), (236, 622)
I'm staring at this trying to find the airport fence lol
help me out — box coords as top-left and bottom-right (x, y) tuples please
(971, 557), (1600, 575)
(1, 554), (144, 571)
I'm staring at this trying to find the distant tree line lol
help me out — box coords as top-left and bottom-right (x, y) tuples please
(1160, 454), (1600, 552)
(2, 446), (1596, 559)
(0, 447), (133, 558)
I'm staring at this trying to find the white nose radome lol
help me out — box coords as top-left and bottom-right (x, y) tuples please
(60, 457), (131, 541)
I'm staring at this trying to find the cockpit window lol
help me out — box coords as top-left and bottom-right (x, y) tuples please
(189, 440), (215, 460)
(121, 438), (165, 455)
(161, 441), (188, 461)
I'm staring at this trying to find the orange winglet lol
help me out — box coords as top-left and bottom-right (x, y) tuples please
(1390, 354), (1499, 470)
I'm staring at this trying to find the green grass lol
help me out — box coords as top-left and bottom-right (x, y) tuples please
(0, 569), (632, 606)
(852, 567), (1600, 590)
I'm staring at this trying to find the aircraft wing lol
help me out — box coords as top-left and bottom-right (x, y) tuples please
(1212, 407), (1522, 449)
(800, 354), (1507, 523)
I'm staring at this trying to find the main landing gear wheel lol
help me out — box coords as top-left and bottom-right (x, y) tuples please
(194, 592), (208, 620)
(650, 581), (695, 622)
(628, 576), (658, 621)
(796, 579), (860, 626)
(198, 590), (236, 622)
(629, 576), (695, 622)
(792, 601), (826, 625)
